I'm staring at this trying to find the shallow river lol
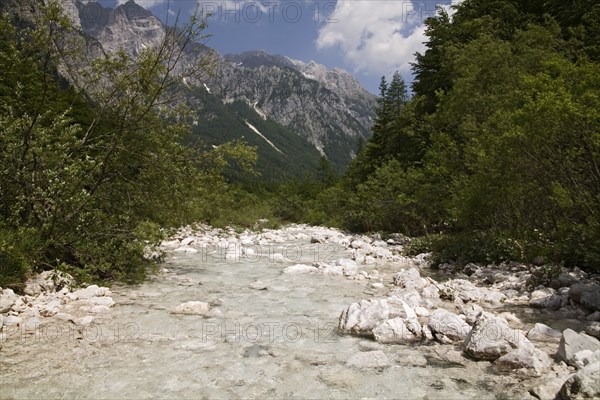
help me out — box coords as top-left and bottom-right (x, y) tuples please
(1, 231), (526, 399)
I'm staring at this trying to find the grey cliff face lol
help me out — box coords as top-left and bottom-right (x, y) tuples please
(68, 1), (376, 167)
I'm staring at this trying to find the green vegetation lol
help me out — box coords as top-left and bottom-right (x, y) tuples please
(0, 2), (256, 289)
(2, 0), (599, 291)
(304, 0), (600, 272)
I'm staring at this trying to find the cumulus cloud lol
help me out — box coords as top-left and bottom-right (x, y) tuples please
(315, 1), (455, 77)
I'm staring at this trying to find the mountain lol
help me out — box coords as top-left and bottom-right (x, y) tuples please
(6, 0), (377, 177)
(215, 51), (376, 167)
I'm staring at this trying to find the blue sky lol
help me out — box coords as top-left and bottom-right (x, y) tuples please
(97, 1), (459, 93)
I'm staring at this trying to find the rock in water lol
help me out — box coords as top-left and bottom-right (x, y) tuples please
(463, 312), (531, 360)
(428, 308), (471, 342)
(392, 268), (427, 290)
(338, 299), (389, 336)
(283, 264), (318, 274)
(373, 317), (421, 344)
(171, 301), (210, 315)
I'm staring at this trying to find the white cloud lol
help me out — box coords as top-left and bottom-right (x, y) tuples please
(316, 1), (444, 78)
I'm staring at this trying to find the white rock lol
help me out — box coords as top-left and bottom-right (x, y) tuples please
(88, 306), (111, 314)
(571, 349), (600, 369)
(527, 323), (562, 342)
(272, 253), (286, 263)
(173, 246), (198, 253)
(206, 308), (223, 318)
(495, 346), (552, 375)
(414, 306), (431, 317)
(371, 282), (385, 289)
(23, 317), (40, 332)
(338, 299), (389, 336)
(171, 301), (211, 315)
(557, 329), (600, 367)
(373, 317), (421, 343)
(77, 316), (95, 326)
(464, 312), (532, 360)
(248, 281), (268, 290)
(529, 288), (562, 311)
(558, 361), (600, 399)
(0, 288), (18, 312)
(421, 284), (440, 299)
(461, 303), (484, 325)
(364, 256), (376, 265)
(334, 258), (358, 276)
(73, 285), (100, 300)
(41, 300), (61, 317)
(86, 297), (115, 307)
(180, 237), (195, 246)
(283, 264), (318, 274)
(428, 308), (471, 342)
(393, 268), (427, 290)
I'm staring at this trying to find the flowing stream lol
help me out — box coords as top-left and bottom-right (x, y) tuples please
(1, 228), (540, 399)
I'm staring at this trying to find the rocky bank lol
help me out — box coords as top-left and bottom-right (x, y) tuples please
(1, 224), (599, 399)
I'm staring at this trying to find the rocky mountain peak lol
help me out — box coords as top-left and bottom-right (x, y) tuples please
(76, 0), (164, 55)
(68, 1), (375, 169)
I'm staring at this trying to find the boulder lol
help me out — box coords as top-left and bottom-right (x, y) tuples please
(428, 308), (471, 342)
(571, 349), (600, 369)
(88, 305), (111, 314)
(557, 329), (600, 367)
(558, 361), (600, 400)
(85, 297), (115, 307)
(463, 312), (531, 360)
(334, 259), (358, 277)
(386, 297), (418, 320)
(393, 268), (427, 290)
(388, 289), (422, 309)
(180, 237), (196, 246)
(585, 321), (600, 339)
(372, 317), (421, 344)
(527, 323), (562, 342)
(283, 264), (318, 274)
(550, 272), (578, 289)
(311, 235), (326, 244)
(0, 289), (18, 313)
(347, 350), (391, 368)
(570, 283), (600, 311)
(72, 285), (100, 300)
(461, 303), (484, 325)
(23, 270), (72, 296)
(494, 346), (552, 375)
(248, 281), (268, 290)
(171, 301), (211, 316)
(338, 299), (389, 336)
(446, 279), (506, 304)
(421, 284), (440, 299)
(529, 288), (562, 311)
(40, 300), (62, 317)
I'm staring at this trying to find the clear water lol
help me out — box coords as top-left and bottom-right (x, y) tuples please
(1, 235), (530, 399)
